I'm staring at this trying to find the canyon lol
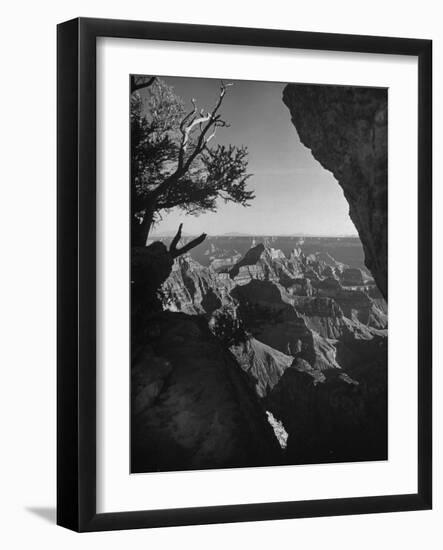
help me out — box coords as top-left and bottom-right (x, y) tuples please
(130, 82), (388, 473)
(132, 236), (387, 471)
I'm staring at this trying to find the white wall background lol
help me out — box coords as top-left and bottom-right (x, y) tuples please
(0, 1), (440, 548)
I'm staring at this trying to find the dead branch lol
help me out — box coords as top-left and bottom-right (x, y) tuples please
(147, 81), (233, 205)
(169, 224), (207, 258)
(169, 223), (183, 253)
(177, 81), (232, 170)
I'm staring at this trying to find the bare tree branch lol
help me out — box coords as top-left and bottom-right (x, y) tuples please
(179, 82), (232, 173)
(169, 225), (207, 258)
(180, 114), (211, 152)
(147, 82), (233, 206)
(169, 222), (183, 253)
(179, 99), (198, 132)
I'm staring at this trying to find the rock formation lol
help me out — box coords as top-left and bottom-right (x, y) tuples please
(132, 312), (282, 472)
(229, 242), (303, 286)
(230, 337), (293, 398)
(158, 239), (388, 464)
(162, 255), (234, 315)
(131, 243), (282, 472)
(265, 337), (387, 464)
(282, 84), (388, 299)
(133, 235), (388, 470)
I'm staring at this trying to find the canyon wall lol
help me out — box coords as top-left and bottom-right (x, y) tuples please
(282, 84), (388, 300)
(156, 242), (387, 465)
(131, 242), (282, 471)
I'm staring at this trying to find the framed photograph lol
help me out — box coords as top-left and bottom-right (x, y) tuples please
(57, 17), (432, 531)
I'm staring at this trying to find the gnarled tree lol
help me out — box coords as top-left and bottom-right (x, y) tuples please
(131, 78), (254, 248)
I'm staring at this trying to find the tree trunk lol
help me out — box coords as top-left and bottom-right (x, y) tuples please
(132, 207), (155, 247)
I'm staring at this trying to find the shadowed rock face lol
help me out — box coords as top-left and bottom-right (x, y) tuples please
(265, 337), (388, 464)
(283, 84), (387, 300)
(131, 243), (282, 472)
(131, 312), (282, 472)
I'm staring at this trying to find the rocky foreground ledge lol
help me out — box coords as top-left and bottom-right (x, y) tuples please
(131, 311), (282, 472)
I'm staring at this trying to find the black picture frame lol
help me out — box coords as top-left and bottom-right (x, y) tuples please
(57, 17), (432, 532)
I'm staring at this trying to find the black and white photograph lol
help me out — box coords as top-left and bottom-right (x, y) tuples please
(130, 74), (388, 473)
(0, 1), (436, 544)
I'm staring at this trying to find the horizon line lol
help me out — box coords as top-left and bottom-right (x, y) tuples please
(149, 233), (360, 238)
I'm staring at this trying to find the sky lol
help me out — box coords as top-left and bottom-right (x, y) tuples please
(141, 75), (357, 237)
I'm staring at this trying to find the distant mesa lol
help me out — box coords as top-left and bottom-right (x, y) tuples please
(222, 232), (253, 237)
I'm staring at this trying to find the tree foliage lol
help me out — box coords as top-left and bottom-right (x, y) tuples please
(210, 309), (247, 347)
(131, 78), (254, 246)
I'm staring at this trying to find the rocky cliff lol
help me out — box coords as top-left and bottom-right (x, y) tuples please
(265, 338), (387, 464)
(230, 337), (293, 398)
(162, 255), (234, 315)
(158, 240), (388, 465)
(282, 84), (388, 299)
(131, 241), (282, 472)
(133, 235), (388, 470)
(132, 312), (282, 472)
(229, 242), (304, 286)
